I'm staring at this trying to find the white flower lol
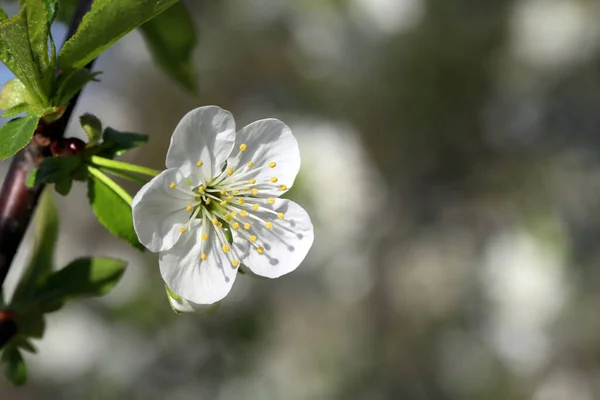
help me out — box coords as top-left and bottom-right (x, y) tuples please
(131, 106), (314, 308)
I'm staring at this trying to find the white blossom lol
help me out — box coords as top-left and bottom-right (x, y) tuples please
(132, 106), (314, 308)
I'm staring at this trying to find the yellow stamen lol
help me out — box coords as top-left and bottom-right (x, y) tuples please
(237, 198), (244, 205)
(253, 204), (259, 211)
(205, 198), (212, 205)
(186, 205), (193, 212)
(249, 235), (257, 243)
(196, 160), (203, 167)
(233, 190), (239, 195)
(232, 259), (240, 267)
(266, 222), (273, 229)
(222, 245), (230, 253)
(217, 222), (223, 228)
(277, 213), (285, 220)
(267, 198), (275, 204)
(225, 215), (233, 222)
(227, 168), (233, 176)
(251, 188), (259, 195)
(179, 227), (186, 233)
(249, 179), (256, 184)
(231, 212), (238, 217)
(201, 253), (207, 260)
(226, 195), (234, 201)
(232, 222), (240, 230)
(169, 182), (176, 189)
(270, 177), (278, 183)
(248, 161), (254, 168)
(269, 162), (276, 168)
(257, 246), (264, 254)
(220, 188), (227, 195)
(198, 186), (205, 193)
(212, 218), (219, 225)
(220, 200), (227, 206)
(244, 187), (250, 192)
(279, 184), (287, 191)
(239, 143), (247, 152)
(241, 210), (248, 217)
(244, 223), (250, 230)
(202, 233), (208, 240)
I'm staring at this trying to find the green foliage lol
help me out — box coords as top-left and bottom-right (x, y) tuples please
(58, 0), (179, 70)
(42, 0), (57, 23)
(0, 115), (39, 160)
(34, 257), (126, 313)
(1, 346), (26, 386)
(87, 166), (144, 250)
(53, 69), (100, 106)
(26, 156), (82, 187)
(0, 1), (54, 105)
(12, 190), (58, 302)
(80, 113), (102, 144)
(97, 127), (148, 158)
(140, 1), (197, 91)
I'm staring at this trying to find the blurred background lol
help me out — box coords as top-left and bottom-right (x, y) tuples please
(2, 0), (600, 398)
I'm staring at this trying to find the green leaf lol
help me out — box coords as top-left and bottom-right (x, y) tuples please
(28, 156), (81, 185)
(140, 1), (197, 92)
(11, 189), (58, 303)
(55, 0), (78, 23)
(0, 115), (39, 160)
(58, 0), (179, 70)
(35, 257), (126, 312)
(53, 69), (100, 106)
(54, 176), (72, 196)
(42, 0), (58, 23)
(87, 167), (144, 250)
(20, 0), (53, 93)
(98, 127), (148, 158)
(1, 346), (26, 385)
(0, 79), (36, 114)
(80, 113), (102, 145)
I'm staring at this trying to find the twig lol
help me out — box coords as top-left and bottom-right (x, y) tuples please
(0, 0), (95, 347)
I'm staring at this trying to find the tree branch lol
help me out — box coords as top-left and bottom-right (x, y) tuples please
(0, 0), (95, 347)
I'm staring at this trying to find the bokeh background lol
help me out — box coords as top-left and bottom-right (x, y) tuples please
(2, 0), (600, 398)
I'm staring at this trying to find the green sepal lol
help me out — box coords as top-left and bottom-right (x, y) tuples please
(0, 115), (39, 160)
(54, 176), (73, 196)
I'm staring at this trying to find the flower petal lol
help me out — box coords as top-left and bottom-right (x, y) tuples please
(159, 221), (238, 305)
(227, 119), (300, 197)
(166, 287), (221, 314)
(132, 168), (192, 253)
(166, 106), (236, 183)
(233, 198), (313, 278)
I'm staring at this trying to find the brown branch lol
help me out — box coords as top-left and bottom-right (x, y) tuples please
(0, 0), (95, 348)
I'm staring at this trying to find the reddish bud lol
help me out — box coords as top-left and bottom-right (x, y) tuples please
(50, 138), (65, 155)
(64, 137), (86, 155)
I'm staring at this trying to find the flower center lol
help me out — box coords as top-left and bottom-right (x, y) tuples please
(168, 148), (290, 266)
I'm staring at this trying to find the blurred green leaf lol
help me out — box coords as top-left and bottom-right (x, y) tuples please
(0, 115), (39, 160)
(21, 0), (53, 93)
(12, 190), (58, 302)
(55, 0), (77, 23)
(87, 167), (144, 250)
(98, 127), (148, 158)
(58, 0), (179, 70)
(35, 257), (126, 312)
(54, 176), (72, 196)
(1, 346), (26, 386)
(140, 1), (197, 92)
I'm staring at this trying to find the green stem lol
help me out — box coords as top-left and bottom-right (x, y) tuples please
(89, 156), (160, 178)
(87, 166), (133, 205)
(101, 168), (148, 185)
